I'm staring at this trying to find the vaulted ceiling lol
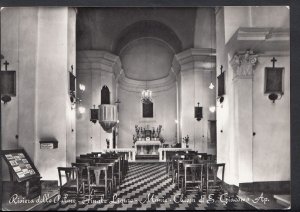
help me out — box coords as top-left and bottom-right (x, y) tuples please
(76, 7), (197, 81)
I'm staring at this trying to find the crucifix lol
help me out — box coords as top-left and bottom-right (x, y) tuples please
(271, 57), (277, 68)
(3, 60), (9, 71)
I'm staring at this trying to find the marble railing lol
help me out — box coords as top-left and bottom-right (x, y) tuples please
(158, 148), (192, 162)
(103, 148), (136, 161)
(103, 147), (192, 162)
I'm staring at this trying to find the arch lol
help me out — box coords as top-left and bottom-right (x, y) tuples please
(101, 85), (110, 104)
(113, 20), (182, 55)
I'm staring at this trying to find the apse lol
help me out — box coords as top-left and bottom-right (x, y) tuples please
(120, 38), (174, 81)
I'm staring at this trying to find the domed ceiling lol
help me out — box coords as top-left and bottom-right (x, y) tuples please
(76, 8), (197, 82)
(120, 38), (174, 81)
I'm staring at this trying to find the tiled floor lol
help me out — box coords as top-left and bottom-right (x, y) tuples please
(35, 163), (256, 211)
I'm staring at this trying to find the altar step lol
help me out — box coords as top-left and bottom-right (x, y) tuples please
(135, 155), (159, 160)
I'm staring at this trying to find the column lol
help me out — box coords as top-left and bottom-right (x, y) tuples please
(230, 50), (258, 183)
(35, 7), (72, 181)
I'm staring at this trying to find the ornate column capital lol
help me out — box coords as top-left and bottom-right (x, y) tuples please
(230, 50), (258, 78)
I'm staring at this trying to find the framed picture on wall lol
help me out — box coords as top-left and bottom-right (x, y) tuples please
(264, 67), (284, 94)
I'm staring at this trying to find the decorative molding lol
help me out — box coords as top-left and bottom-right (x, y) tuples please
(230, 50), (258, 78)
(77, 50), (122, 76)
(226, 27), (290, 58)
(118, 73), (176, 93)
(175, 48), (216, 72)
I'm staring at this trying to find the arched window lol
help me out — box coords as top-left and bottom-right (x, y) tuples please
(101, 85), (110, 104)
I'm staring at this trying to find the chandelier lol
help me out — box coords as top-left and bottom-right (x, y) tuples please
(141, 89), (152, 104)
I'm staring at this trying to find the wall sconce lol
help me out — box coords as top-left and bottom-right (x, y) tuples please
(78, 106), (86, 114)
(194, 102), (203, 121)
(68, 65), (86, 110)
(209, 106), (216, 113)
(76, 83), (86, 113)
(1, 60), (16, 104)
(79, 83), (85, 92)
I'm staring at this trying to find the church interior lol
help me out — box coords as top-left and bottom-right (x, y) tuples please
(0, 6), (290, 210)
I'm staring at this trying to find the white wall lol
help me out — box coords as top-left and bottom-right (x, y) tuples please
(252, 56), (290, 182)
(118, 84), (177, 148)
(1, 7), (76, 181)
(216, 6), (290, 186)
(35, 7), (76, 181)
(1, 7), (39, 180)
(76, 51), (118, 155)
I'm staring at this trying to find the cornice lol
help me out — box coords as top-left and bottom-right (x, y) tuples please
(77, 50), (122, 76)
(118, 72), (176, 93)
(226, 27), (290, 58)
(174, 48), (216, 72)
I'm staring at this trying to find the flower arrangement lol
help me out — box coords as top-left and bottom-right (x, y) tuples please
(182, 135), (189, 147)
(159, 137), (165, 144)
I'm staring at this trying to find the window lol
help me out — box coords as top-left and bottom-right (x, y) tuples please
(142, 102), (153, 118)
(101, 85), (110, 104)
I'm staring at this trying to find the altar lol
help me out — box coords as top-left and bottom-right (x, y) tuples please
(135, 140), (161, 155)
(133, 125), (164, 159)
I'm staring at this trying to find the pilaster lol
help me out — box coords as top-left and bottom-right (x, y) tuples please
(230, 50), (258, 183)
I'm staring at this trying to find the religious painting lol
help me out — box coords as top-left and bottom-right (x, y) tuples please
(142, 102), (153, 118)
(0, 71), (16, 96)
(217, 71), (225, 97)
(265, 67), (284, 94)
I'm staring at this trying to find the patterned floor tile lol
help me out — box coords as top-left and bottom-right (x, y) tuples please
(36, 163), (257, 211)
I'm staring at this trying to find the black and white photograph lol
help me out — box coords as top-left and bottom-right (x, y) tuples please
(0, 2), (296, 211)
